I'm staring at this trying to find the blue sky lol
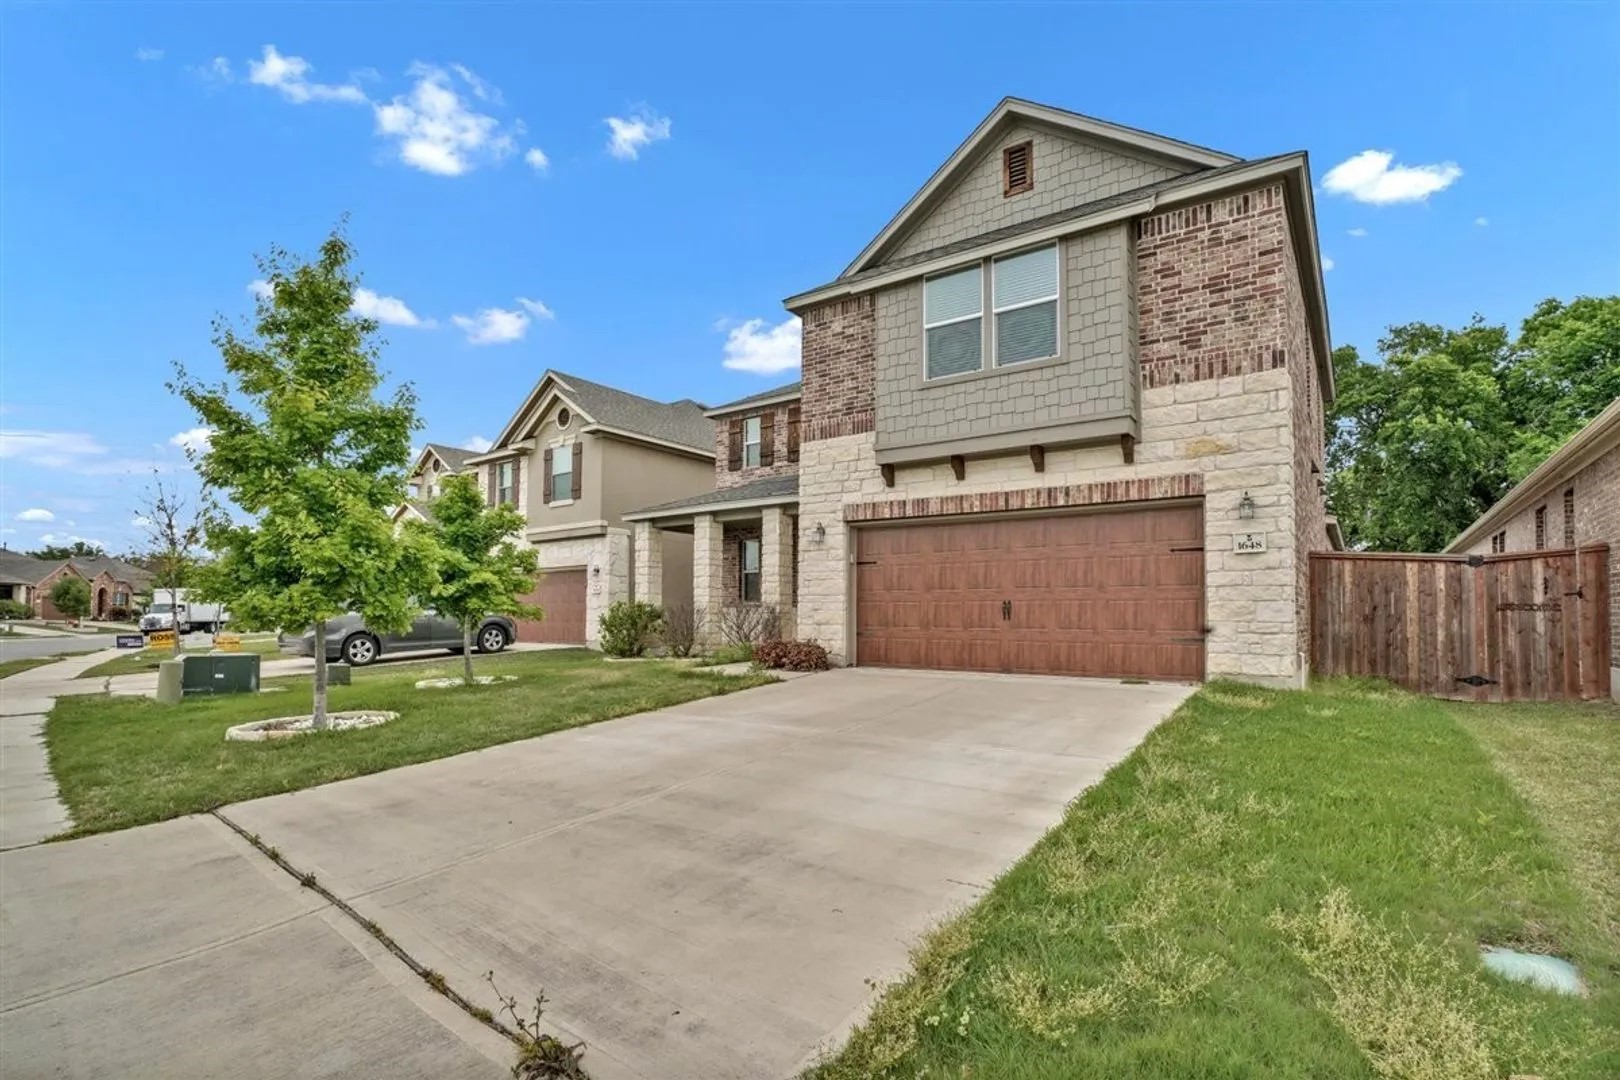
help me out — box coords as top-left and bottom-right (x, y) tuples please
(2, 2), (1617, 555)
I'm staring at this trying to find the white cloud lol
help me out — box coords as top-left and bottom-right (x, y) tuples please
(721, 316), (801, 374)
(1475, 216), (1490, 227)
(450, 63), (502, 104)
(374, 63), (518, 176)
(451, 307), (529, 345)
(605, 109), (672, 161)
(524, 147), (550, 173)
(461, 436), (493, 453)
(1347, 227), (1368, 238)
(37, 533), (108, 550)
(0, 430), (108, 468)
(16, 508), (54, 523)
(1322, 150), (1461, 205)
(131, 515), (154, 529)
(247, 44), (366, 105)
(517, 297), (555, 321)
(169, 427), (214, 454)
(248, 278), (274, 300)
(192, 56), (233, 83)
(135, 47), (164, 62)
(352, 287), (430, 328)
(1322, 257), (1336, 272)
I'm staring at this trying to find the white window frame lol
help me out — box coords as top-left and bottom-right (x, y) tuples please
(549, 445), (572, 505)
(991, 243), (1061, 368)
(922, 263), (985, 381)
(496, 461), (516, 505)
(742, 416), (762, 468)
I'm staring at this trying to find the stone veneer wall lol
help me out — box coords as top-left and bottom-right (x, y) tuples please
(796, 182), (1320, 687)
(532, 531), (629, 649)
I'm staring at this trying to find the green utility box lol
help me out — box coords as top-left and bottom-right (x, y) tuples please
(181, 653), (261, 696)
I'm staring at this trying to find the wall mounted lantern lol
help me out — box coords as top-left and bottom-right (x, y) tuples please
(810, 522), (827, 544)
(1238, 492), (1256, 520)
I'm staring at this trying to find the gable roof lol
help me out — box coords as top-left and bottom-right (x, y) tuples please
(0, 550), (59, 586)
(705, 380), (802, 418)
(408, 442), (478, 480)
(487, 369), (714, 457)
(69, 557), (152, 587)
(842, 97), (1239, 279)
(1445, 397), (1620, 553)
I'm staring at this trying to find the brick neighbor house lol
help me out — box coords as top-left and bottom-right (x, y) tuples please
(1446, 397), (1620, 699)
(0, 551), (150, 621)
(632, 97), (1336, 687)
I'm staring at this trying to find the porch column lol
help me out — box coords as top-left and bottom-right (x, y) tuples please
(692, 513), (726, 637)
(761, 506), (794, 635)
(632, 521), (662, 607)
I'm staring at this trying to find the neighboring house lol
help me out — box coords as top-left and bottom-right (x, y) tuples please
(0, 551), (151, 620)
(395, 443), (482, 525)
(424, 370), (715, 647)
(635, 97), (1335, 686)
(624, 381), (803, 637)
(1446, 397), (1620, 699)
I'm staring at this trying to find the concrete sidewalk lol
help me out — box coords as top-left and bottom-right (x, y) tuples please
(0, 814), (511, 1078)
(0, 652), (113, 849)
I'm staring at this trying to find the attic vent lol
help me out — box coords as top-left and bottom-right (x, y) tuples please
(1002, 141), (1033, 197)
(556, 407), (571, 429)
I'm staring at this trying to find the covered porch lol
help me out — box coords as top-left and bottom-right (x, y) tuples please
(624, 475), (799, 645)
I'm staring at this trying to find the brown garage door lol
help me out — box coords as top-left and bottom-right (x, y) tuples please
(855, 504), (1205, 680)
(514, 568), (588, 644)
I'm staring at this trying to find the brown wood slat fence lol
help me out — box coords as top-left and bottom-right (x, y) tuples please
(1310, 545), (1612, 702)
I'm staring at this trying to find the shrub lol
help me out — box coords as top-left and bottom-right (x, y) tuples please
(0, 599), (30, 620)
(106, 605), (133, 621)
(597, 601), (663, 658)
(708, 642), (755, 666)
(754, 639), (831, 672)
(660, 603), (704, 658)
(716, 602), (781, 646)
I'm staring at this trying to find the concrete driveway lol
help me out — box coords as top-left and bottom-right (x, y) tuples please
(1, 668), (1191, 1079)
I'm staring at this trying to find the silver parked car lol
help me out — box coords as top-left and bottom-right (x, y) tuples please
(280, 612), (517, 667)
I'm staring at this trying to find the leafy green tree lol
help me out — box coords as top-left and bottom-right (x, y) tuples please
(418, 473), (540, 685)
(135, 471), (213, 657)
(172, 228), (430, 728)
(1502, 296), (1620, 481)
(50, 576), (92, 624)
(31, 540), (106, 560)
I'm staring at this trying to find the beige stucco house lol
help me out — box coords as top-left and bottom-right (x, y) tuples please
(1446, 397), (1620, 698)
(633, 97), (1335, 686)
(404, 371), (715, 647)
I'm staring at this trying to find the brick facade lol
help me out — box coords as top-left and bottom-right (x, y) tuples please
(800, 296), (876, 442)
(713, 402), (799, 489)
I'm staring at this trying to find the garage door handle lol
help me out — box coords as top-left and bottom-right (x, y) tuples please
(1002, 600), (1012, 621)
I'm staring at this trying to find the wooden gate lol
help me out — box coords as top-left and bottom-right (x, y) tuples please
(1310, 546), (1611, 701)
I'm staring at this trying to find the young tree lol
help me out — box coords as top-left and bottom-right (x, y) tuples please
(50, 576), (92, 625)
(172, 227), (429, 729)
(135, 471), (212, 657)
(418, 473), (540, 686)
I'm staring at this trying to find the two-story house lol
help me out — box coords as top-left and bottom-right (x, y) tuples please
(404, 370), (715, 647)
(624, 380), (803, 637)
(633, 97), (1335, 687)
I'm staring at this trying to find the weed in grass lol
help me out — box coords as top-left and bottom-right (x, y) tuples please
(1306, 705), (1341, 718)
(483, 972), (589, 1079)
(1201, 689), (1272, 709)
(422, 969), (448, 993)
(986, 964), (1120, 1039)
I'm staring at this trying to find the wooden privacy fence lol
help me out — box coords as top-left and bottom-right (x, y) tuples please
(1310, 545), (1611, 702)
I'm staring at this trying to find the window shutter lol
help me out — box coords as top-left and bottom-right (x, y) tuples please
(571, 443), (583, 500)
(542, 448), (554, 504)
(511, 458), (521, 508)
(727, 419), (743, 471)
(759, 411), (775, 467)
(787, 406), (800, 463)
(486, 464), (496, 506)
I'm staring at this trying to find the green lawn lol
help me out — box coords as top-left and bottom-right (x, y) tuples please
(47, 648), (774, 837)
(0, 654), (69, 680)
(76, 635), (282, 679)
(809, 681), (1620, 1080)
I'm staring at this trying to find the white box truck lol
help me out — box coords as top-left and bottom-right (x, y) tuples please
(140, 590), (230, 635)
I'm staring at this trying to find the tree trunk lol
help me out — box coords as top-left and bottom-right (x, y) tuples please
(462, 621), (475, 686)
(312, 618), (330, 730)
(169, 586), (182, 657)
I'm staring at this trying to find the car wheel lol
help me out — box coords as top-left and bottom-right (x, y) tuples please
(343, 633), (380, 666)
(477, 625), (508, 654)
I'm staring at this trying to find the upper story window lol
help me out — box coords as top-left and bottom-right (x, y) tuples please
(496, 461), (516, 505)
(743, 416), (763, 468)
(923, 243), (1059, 380)
(924, 264), (983, 379)
(550, 446), (571, 503)
(993, 245), (1059, 366)
(1491, 530), (1506, 554)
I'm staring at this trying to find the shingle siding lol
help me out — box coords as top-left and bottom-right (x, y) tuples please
(871, 225), (1135, 453)
(883, 124), (1187, 264)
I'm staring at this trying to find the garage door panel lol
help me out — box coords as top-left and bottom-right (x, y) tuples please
(515, 568), (587, 644)
(855, 505), (1204, 682)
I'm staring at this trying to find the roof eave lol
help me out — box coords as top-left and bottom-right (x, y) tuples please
(704, 390), (803, 418)
(580, 424), (715, 461)
(622, 491), (800, 523)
